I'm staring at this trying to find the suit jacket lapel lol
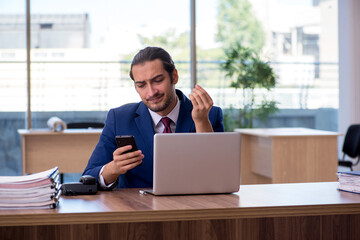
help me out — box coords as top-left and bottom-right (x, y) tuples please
(175, 90), (195, 133)
(135, 103), (155, 146)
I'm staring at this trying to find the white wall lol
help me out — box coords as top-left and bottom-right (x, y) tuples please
(338, 0), (360, 168)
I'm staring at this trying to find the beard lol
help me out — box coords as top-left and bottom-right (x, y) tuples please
(145, 90), (176, 113)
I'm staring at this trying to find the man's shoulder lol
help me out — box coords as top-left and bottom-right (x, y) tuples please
(106, 102), (143, 125)
(209, 105), (223, 120)
(107, 102), (143, 121)
(111, 102), (141, 113)
(211, 105), (222, 111)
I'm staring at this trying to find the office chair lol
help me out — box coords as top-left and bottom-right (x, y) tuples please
(67, 122), (104, 129)
(338, 124), (360, 171)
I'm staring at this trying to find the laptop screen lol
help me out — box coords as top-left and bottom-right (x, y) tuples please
(149, 132), (241, 195)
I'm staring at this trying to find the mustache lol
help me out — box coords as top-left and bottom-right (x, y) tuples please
(146, 93), (164, 101)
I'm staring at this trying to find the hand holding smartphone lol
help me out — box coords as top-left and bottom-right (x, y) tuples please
(115, 135), (138, 154)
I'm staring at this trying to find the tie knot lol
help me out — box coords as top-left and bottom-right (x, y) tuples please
(161, 117), (172, 133)
(161, 117), (171, 127)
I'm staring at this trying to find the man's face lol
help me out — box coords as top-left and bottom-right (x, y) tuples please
(132, 59), (178, 116)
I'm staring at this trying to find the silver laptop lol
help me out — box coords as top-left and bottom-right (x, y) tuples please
(144, 132), (241, 195)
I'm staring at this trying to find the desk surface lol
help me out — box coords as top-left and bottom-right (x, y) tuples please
(1, 182), (360, 227)
(235, 127), (340, 137)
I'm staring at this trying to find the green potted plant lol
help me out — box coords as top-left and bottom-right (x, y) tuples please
(221, 43), (278, 130)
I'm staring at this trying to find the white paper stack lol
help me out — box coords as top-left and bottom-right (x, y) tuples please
(337, 171), (360, 194)
(0, 167), (61, 209)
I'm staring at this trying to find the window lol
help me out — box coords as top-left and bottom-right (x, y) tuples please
(197, 0), (338, 130)
(0, 0), (339, 177)
(0, 0), (26, 175)
(28, 0), (190, 114)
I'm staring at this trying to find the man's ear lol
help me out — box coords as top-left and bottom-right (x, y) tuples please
(172, 69), (179, 85)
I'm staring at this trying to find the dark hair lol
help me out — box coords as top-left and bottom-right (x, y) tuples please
(129, 46), (175, 81)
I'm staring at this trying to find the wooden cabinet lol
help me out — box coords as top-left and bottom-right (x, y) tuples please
(236, 128), (340, 184)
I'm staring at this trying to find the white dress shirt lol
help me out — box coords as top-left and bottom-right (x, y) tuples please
(148, 96), (180, 133)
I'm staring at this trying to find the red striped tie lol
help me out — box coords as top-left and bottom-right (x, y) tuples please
(161, 117), (172, 133)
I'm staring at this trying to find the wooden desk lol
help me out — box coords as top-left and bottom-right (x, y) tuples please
(18, 129), (101, 175)
(1, 182), (360, 239)
(236, 128), (340, 184)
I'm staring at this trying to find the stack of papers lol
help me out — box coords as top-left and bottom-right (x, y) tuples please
(0, 167), (61, 209)
(337, 171), (360, 194)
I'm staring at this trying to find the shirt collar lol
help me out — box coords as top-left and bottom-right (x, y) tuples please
(148, 95), (180, 127)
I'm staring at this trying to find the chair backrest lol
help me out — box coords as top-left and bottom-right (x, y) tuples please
(342, 124), (360, 158)
(67, 122), (104, 129)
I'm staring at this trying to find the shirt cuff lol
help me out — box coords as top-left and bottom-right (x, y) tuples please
(98, 166), (116, 189)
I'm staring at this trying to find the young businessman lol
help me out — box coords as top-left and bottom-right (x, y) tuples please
(83, 46), (224, 188)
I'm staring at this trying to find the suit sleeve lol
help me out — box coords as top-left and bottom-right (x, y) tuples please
(82, 109), (118, 182)
(212, 107), (225, 132)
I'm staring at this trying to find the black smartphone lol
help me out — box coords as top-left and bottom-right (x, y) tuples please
(115, 135), (138, 154)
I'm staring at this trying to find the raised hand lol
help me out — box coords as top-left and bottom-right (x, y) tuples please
(189, 85), (214, 132)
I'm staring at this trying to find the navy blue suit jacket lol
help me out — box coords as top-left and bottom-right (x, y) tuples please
(83, 89), (224, 188)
